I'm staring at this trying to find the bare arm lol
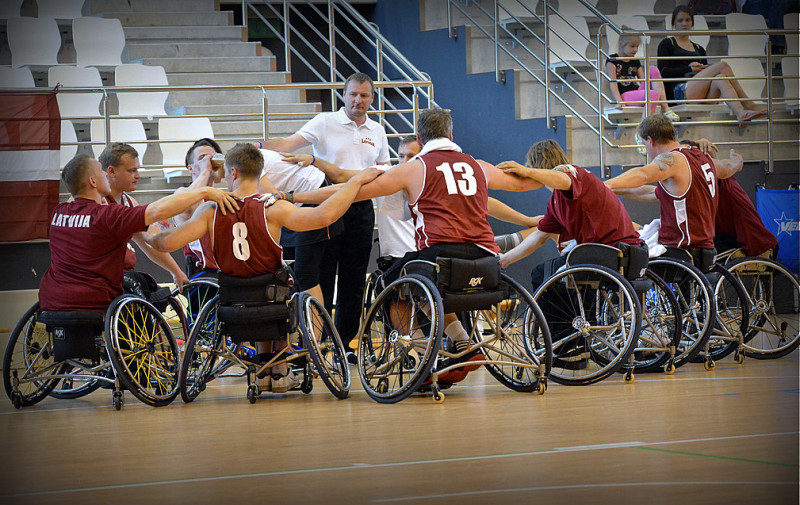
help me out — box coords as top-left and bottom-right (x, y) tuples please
(131, 232), (189, 289)
(604, 151), (683, 190)
(261, 134), (311, 153)
(295, 161), (410, 204)
(482, 161), (546, 192)
(499, 229), (553, 268)
(487, 197), (538, 227)
(607, 61), (623, 104)
(280, 153), (361, 184)
(611, 185), (659, 201)
(145, 203), (215, 253)
(495, 161), (573, 191)
(711, 149), (743, 180)
(144, 187), (238, 225)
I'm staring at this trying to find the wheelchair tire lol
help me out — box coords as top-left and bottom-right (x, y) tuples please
(3, 303), (63, 407)
(297, 293), (350, 399)
(179, 295), (225, 403)
(105, 295), (179, 407)
(181, 277), (220, 333)
(469, 273), (551, 392)
(725, 257), (799, 359)
(696, 263), (751, 362)
(361, 270), (381, 326)
(533, 265), (641, 385)
(628, 269), (682, 373)
(358, 274), (444, 403)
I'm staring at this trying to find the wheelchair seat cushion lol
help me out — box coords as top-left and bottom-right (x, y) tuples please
(38, 311), (103, 362)
(617, 241), (649, 281)
(566, 244), (621, 271)
(218, 270), (292, 306)
(218, 303), (290, 343)
(438, 256), (503, 312)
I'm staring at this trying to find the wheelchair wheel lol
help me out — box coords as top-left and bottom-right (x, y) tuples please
(648, 258), (716, 367)
(725, 257), (799, 359)
(469, 274), (551, 392)
(3, 303), (63, 407)
(181, 277), (220, 334)
(361, 270), (381, 324)
(105, 295), (179, 407)
(701, 264), (751, 361)
(533, 265), (640, 385)
(179, 295), (226, 403)
(358, 274), (444, 403)
(297, 293), (350, 399)
(630, 270), (682, 372)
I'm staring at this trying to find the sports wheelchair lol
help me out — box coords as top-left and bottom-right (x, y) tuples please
(179, 268), (350, 403)
(532, 242), (682, 385)
(711, 248), (799, 361)
(358, 254), (552, 404)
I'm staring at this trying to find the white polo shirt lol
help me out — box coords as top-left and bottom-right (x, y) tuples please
(373, 164), (416, 258)
(297, 108), (389, 170)
(259, 148), (325, 195)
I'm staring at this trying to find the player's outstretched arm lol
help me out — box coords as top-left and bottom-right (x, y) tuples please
(499, 229), (551, 268)
(144, 187), (238, 225)
(260, 134), (311, 153)
(145, 203), (215, 253)
(487, 197), (539, 227)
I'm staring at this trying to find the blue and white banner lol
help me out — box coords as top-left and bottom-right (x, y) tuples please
(757, 188), (799, 274)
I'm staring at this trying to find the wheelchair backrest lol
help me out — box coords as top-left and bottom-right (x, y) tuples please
(402, 255), (504, 312)
(38, 310), (104, 362)
(663, 246), (716, 273)
(217, 271), (293, 342)
(566, 242), (648, 281)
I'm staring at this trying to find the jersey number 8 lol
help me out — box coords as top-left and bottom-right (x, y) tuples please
(232, 222), (250, 260)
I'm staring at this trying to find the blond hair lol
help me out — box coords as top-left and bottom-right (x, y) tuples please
(525, 139), (569, 170)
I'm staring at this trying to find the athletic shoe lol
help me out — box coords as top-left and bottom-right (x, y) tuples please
(664, 110), (680, 123)
(255, 373), (270, 393)
(271, 370), (301, 393)
(345, 351), (358, 366)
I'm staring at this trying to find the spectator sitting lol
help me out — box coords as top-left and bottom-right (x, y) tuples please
(606, 27), (679, 122)
(657, 5), (767, 123)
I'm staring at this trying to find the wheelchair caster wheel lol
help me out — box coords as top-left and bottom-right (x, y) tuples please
(664, 362), (676, 375)
(704, 359), (715, 371)
(113, 392), (123, 411)
(11, 392), (22, 410)
(535, 379), (547, 395)
(247, 386), (258, 404)
(376, 378), (389, 394)
(623, 371), (635, 384)
(734, 351), (744, 364)
(431, 387), (445, 404)
(301, 378), (313, 394)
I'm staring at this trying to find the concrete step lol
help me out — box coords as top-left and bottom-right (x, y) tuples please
(89, 0), (217, 13)
(167, 71), (291, 86)
(211, 119), (308, 137)
(123, 25), (245, 42)
(169, 87), (303, 107)
(183, 103), (320, 116)
(127, 41), (260, 60)
(141, 56), (276, 73)
(103, 11), (233, 27)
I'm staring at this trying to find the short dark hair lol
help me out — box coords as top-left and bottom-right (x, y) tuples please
(225, 143), (263, 179)
(417, 108), (452, 145)
(62, 154), (95, 196)
(344, 72), (374, 94)
(399, 135), (417, 147)
(185, 137), (222, 167)
(638, 113), (676, 144)
(98, 142), (138, 171)
(670, 5), (694, 28)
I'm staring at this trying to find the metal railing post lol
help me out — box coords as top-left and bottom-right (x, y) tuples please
(544, 0), (551, 128)
(766, 34), (773, 173)
(374, 22), (385, 127)
(242, 1), (248, 32)
(447, 0), (453, 38)
(261, 86), (269, 140)
(283, 0), (291, 74)
(329, 0), (336, 108)
(597, 27), (605, 177)
(494, 0), (501, 82)
(103, 89), (110, 149)
(644, 36), (650, 117)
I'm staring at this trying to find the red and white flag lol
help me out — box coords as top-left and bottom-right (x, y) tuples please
(0, 93), (61, 242)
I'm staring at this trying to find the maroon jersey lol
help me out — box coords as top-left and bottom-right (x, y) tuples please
(106, 192), (137, 270)
(538, 165), (640, 247)
(39, 198), (148, 312)
(655, 145), (718, 249)
(716, 177), (777, 256)
(212, 195), (282, 277)
(183, 234), (218, 272)
(409, 149), (499, 253)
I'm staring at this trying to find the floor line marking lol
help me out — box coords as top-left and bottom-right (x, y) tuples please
(632, 446), (799, 468)
(2, 431), (797, 499)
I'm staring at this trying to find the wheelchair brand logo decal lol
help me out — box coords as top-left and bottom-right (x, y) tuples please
(54, 328), (65, 340)
(468, 277), (483, 287)
(773, 212), (799, 237)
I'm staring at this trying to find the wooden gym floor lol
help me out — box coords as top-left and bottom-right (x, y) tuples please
(0, 351), (797, 505)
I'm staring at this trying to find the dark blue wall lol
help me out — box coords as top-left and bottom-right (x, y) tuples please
(374, 0), (568, 285)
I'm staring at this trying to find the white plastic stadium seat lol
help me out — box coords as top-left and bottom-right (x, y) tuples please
(725, 13), (768, 57)
(73, 17), (125, 67)
(90, 119), (148, 158)
(0, 67), (36, 88)
(48, 65), (104, 118)
(115, 64), (169, 117)
(722, 58), (765, 102)
(781, 57), (799, 111)
(8, 17), (61, 67)
(37, 0), (86, 19)
(606, 16), (650, 59)
(548, 15), (591, 68)
(556, 0), (598, 17)
(784, 14), (798, 60)
(664, 14), (709, 49)
(158, 117), (214, 176)
(60, 120), (78, 168)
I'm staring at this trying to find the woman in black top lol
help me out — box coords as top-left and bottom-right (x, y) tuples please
(657, 5), (767, 123)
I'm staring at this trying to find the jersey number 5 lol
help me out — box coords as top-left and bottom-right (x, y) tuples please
(436, 162), (477, 196)
(232, 222), (250, 260)
(701, 163), (716, 198)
